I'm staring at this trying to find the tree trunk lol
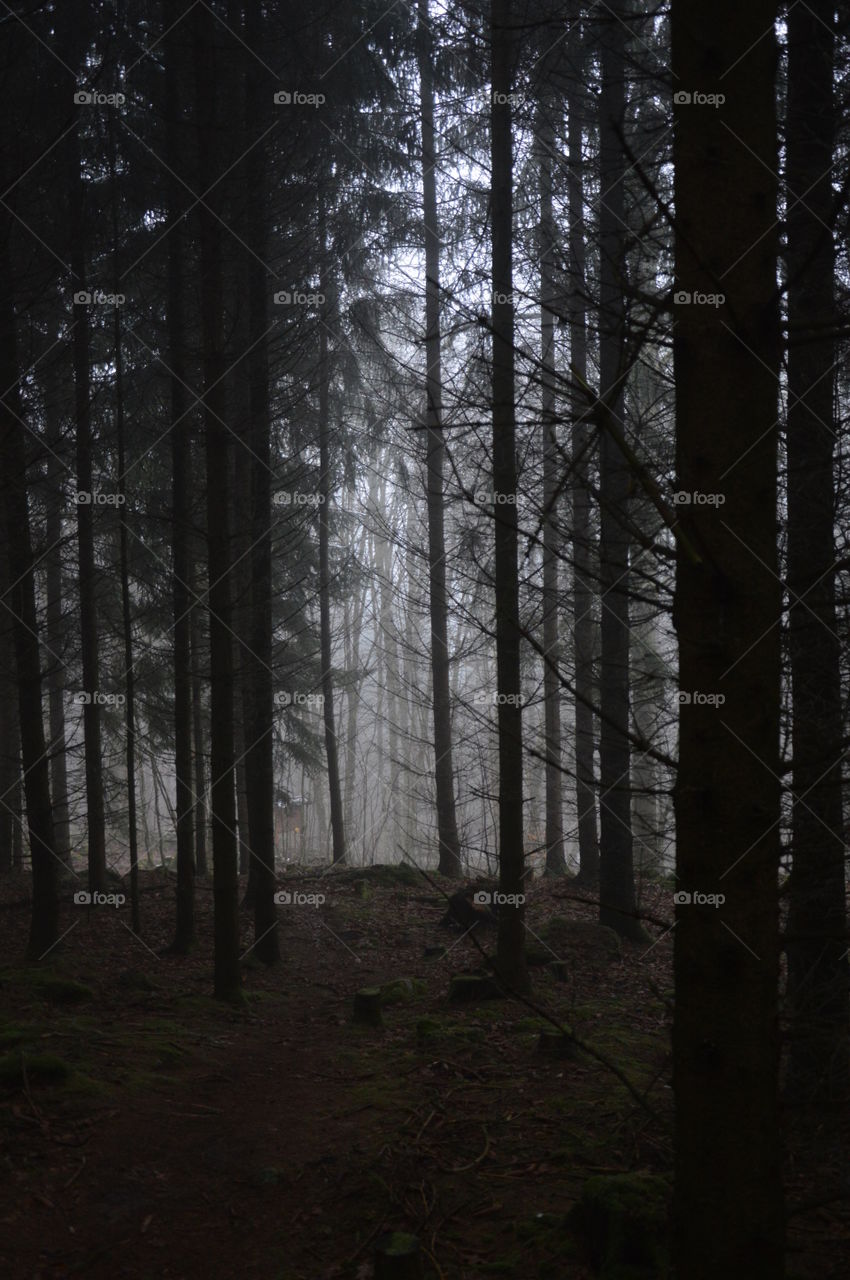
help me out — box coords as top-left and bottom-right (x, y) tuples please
(193, 1), (241, 1001)
(672, 1), (784, 1274)
(596, 4), (643, 941)
(43, 357), (72, 868)
(567, 10), (599, 885)
(491, 0), (528, 994)
(317, 190), (346, 866)
(191, 553), (208, 878)
(784, 0), (848, 1106)
(69, 118), (107, 895)
(0, 237), (58, 956)
(418, 0), (462, 878)
(243, 0), (279, 963)
(536, 67), (566, 878)
(165, 8), (195, 950)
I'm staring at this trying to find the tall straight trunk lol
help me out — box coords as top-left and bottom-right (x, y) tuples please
(109, 112), (140, 934)
(69, 120), (107, 895)
(191, 551), (208, 877)
(243, 0), (279, 962)
(491, 0), (528, 993)
(166, 9), (195, 950)
(784, 0), (847, 1104)
(0, 538), (19, 873)
(672, 2), (784, 1275)
(536, 75), (566, 878)
(0, 237), (58, 956)
(418, 0), (462, 878)
(43, 356), (72, 867)
(317, 190), (346, 866)
(193, 2), (241, 1001)
(596, 5), (642, 940)
(567, 6), (599, 885)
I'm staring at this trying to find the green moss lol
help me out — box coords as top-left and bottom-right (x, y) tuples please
(0, 1023), (39, 1050)
(0, 1051), (73, 1087)
(381, 977), (427, 1005)
(37, 976), (95, 1005)
(576, 1173), (671, 1279)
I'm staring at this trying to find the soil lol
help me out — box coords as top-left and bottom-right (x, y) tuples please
(0, 866), (846, 1279)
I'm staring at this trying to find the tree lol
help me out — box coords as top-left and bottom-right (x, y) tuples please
(784, 0), (848, 1106)
(671, 0), (784, 1274)
(419, 0), (463, 879)
(596, 5), (644, 941)
(491, 0), (529, 993)
(193, 0), (241, 1001)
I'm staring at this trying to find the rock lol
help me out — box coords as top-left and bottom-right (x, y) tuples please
(574, 1172), (671, 1278)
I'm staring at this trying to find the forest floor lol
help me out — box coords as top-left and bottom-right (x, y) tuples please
(0, 864), (847, 1279)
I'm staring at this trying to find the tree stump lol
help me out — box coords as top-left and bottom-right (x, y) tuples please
(448, 973), (504, 1002)
(353, 987), (383, 1026)
(374, 1232), (423, 1279)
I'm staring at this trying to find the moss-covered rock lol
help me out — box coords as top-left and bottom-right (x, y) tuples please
(574, 1172), (671, 1278)
(0, 1051), (73, 1088)
(380, 977), (427, 1005)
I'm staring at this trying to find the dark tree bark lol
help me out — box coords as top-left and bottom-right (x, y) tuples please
(567, 6), (599, 887)
(193, 1), (241, 1001)
(536, 60), (566, 878)
(596, 4), (643, 941)
(0, 537), (19, 874)
(671, 1), (784, 1274)
(491, 0), (528, 993)
(108, 109), (140, 934)
(317, 190), (346, 867)
(243, 0), (279, 962)
(43, 355), (72, 869)
(191, 551), (209, 878)
(784, 0), (848, 1105)
(0, 236), (58, 957)
(166, 9), (195, 952)
(69, 118), (107, 895)
(418, 0), (462, 879)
